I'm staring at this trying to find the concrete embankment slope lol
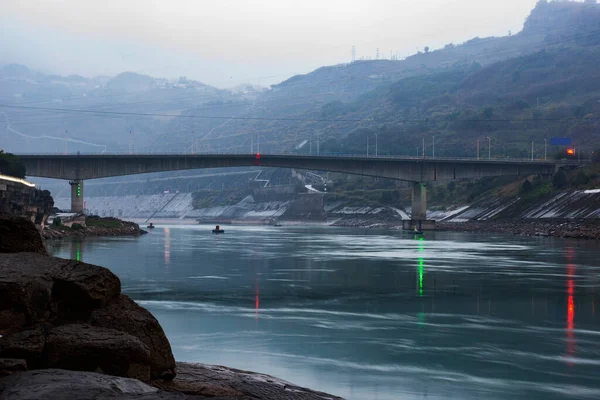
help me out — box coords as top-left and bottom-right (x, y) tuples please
(436, 189), (600, 222)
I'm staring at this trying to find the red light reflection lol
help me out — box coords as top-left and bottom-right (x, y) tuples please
(566, 257), (575, 365)
(255, 278), (260, 319)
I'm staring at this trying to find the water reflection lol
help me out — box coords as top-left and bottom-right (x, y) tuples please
(70, 240), (83, 261)
(164, 227), (170, 266)
(417, 237), (424, 297)
(46, 227), (600, 400)
(566, 247), (576, 365)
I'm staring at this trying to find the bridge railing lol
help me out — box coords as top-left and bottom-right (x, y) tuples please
(15, 151), (588, 164)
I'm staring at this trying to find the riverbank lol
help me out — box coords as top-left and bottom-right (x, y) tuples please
(128, 215), (600, 240)
(438, 218), (600, 239)
(42, 216), (147, 239)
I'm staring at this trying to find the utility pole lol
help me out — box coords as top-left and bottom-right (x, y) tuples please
(317, 132), (320, 155)
(487, 136), (491, 159)
(64, 130), (68, 155)
(375, 133), (378, 157)
(531, 141), (534, 161)
(477, 139), (480, 160)
(432, 135), (435, 158)
(422, 137), (425, 158)
(544, 138), (547, 161)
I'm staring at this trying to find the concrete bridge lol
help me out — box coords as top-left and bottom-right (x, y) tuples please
(19, 153), (561, 229)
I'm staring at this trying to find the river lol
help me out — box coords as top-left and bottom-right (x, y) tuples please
(47, 225), (600, 400)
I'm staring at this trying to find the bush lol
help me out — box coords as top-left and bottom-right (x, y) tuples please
(520, 179), (533, 194)
(574, 170), (590, 186)
(553, 169), (567, 189)
(52, 217), (62, 227)
(0, 152), (26, 178)
(71, 223), (84, 231)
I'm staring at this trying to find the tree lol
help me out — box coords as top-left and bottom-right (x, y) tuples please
(574, 170), (590, 186)
(553, 169), (567, 189)
(0, 152), (26, 178)
(520, 179), (533, 194)
(424, 46), (430, 54)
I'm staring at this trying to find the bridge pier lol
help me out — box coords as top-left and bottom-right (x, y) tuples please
(69, 180), (84, 213)
(402, 182), (436, 231)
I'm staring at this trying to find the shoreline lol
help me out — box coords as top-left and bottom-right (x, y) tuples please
(437, 219), (600, 240)
(44, 215), (600, 241)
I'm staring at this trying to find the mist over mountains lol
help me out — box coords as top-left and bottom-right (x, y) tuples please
(2, 0), (600, 158)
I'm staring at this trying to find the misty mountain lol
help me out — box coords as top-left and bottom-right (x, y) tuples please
(0, 67), (233, 153)
(2, 0), (600, 158)
(155, 0), (600, 155)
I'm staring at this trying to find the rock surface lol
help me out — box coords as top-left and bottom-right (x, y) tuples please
(0, 369), (186, 400)
(91, 295), (176, 380)
(0, 358), (27, 377)
(0, 214), (48, 255)
(42, 217), (147, 239)
(153, 362), (343, 399)
(0, 252), (176, 381)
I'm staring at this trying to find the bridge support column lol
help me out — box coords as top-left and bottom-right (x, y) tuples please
(69, 180), (84, 213)
(411, 182), (427, 220)
(402, 182), (436, 231)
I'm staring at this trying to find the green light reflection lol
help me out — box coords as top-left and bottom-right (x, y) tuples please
(417, 237), (424, 296)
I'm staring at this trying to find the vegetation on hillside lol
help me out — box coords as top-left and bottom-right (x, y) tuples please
(0, 151), (26, 178)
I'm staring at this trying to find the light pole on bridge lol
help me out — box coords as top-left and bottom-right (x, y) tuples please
(487, 136), (491, 159)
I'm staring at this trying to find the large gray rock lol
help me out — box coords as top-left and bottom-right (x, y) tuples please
(46, 324), (151, 382)
(91, 295), (176, 380)
(0, 215), (47, 256)
(0, 369), (186, 400)
(153, 362), (344, 400)
(0, 253), (174, 382)
(0, 358), (27, 377)
(0, 328), (45, 369)
(0, 253), (121, 334)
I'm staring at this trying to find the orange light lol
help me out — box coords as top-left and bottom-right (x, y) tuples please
(567, 149), (575, 155)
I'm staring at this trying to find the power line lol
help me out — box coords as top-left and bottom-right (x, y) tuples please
(2, 103), (600, 125)
(0, 104), (365, 123)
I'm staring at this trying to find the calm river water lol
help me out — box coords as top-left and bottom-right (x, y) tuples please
(48, 225), (600, 400)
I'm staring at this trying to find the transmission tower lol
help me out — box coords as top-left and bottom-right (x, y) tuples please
(129, 131), (135, 154)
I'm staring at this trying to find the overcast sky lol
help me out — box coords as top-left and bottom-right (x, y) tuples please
(1, 0), (539, 87)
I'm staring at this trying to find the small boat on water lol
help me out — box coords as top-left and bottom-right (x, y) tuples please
(147, 223), (155, 229)
(212, 225), (225, 234)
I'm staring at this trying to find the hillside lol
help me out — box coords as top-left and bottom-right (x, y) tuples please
(0, 67), (232, 153)
(157, 0), (600, 155)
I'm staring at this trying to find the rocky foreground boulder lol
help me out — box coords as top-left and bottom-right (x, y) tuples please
(0, 216), (342, 399)
(0, 214), (48, 255)
(0, 252), (176, 382)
